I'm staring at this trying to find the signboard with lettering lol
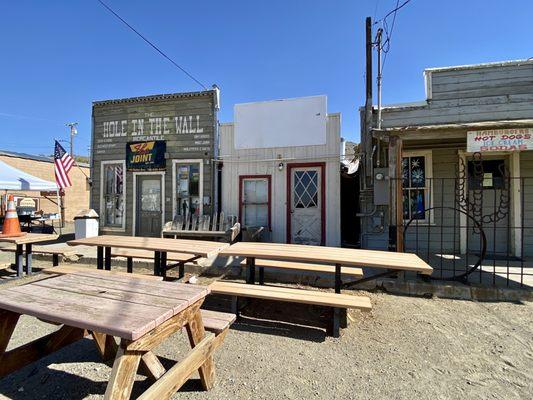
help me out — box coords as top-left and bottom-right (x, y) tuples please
(126, 140), (166, 171)
(467, 128), (533, 152)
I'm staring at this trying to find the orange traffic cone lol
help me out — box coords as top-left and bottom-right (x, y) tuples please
(0, 195), (26, 238)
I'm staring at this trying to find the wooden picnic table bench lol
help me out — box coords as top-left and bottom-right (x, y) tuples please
(68, 235), (229, 277)
(0, 269), (235, 399)
(162, 212), (240, 243)
(0, 233), (58, 277)
(216, 242), (432, 337)
(1, 245), (79, 267)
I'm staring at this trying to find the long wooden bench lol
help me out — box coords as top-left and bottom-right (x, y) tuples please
(209, 280), (371, 337)
(240, 259), (364, 283)
(1, 245), (79, 267)
(162, 212), (241, 243)
(110, 248), (200, 278)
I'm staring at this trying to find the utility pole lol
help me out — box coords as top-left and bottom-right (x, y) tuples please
(66, 122), (78, 157)
(363, 16), (373, 187)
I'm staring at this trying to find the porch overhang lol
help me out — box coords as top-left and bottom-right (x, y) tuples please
(377, 119), (533, 133)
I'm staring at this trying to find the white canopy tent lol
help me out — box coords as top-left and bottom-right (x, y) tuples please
(0, 159), (61, 223)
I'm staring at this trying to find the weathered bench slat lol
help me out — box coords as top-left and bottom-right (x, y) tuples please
(111, 248), (197, 262)
(43, 265), (164, 281)
(241, 259), (364, 277)
(201, 309), (236, 335)
(209, 281), (372, 310)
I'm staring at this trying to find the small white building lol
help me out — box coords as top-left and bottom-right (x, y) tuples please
(220, 95), (341, 246)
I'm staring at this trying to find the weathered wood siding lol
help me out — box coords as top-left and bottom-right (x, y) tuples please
(520, 151), (533, 255)
(220, 114), (341, 246)
(380, 61), (533, 128)
(91, 91), (218, 236)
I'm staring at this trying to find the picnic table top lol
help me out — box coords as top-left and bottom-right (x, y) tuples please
(0, 269), (210, 340)
(0, 233), (58, 245)
(68, 235), (230, 258)
(219, 242), (433, 275)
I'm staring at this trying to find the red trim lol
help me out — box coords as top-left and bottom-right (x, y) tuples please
(238, 175), (272, 230)
(286, 162), (326, 246)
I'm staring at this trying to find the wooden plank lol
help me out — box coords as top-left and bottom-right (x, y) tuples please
(92, 332), (119, 361)
(0, 233), (58, 245)
(137, 332), (225, 400)
(35, 274), (202, 314)
(0, 245), (78, 256)
(104, 345), (142, 400)
(201, 309), (236, 335)
(209, 281), (372, 310)
(0, 309), (20, 354)
(127, 299), (203, 351)
(241, 259), (364, 277)
(0, 325), (88, 378)
(185, 309), (215, 390)
(42, 265), (164, 281)
(219, 242), (433, 274)
(68, 235), (229, 258)
(141, 351), (166, 380)
(0, 285), (157, 340)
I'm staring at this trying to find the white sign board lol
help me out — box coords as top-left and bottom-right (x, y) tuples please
(467, 128), (533, 152)
(234, 95), (327, 149)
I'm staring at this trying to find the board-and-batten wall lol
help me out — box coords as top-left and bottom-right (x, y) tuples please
(220, 113), (341, 246)
(380, 62), (533, 128)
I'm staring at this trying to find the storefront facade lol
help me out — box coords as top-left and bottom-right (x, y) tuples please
(91, 89), (220, 236)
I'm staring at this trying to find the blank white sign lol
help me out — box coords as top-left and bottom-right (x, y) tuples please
(234, 95), (327, 149)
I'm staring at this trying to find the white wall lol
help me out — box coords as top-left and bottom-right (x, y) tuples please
(234, 95), (327, 149)
(220, 113), (341, 246)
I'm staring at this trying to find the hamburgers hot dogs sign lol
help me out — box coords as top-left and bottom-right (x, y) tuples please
(467, 128), (533, 152)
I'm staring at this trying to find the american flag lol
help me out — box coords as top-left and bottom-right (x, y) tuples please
(54, 141), (74, 188)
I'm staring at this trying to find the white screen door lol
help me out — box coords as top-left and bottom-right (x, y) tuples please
(290, 166), (323, 245)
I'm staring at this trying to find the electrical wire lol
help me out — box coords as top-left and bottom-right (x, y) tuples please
(96, 0), (208, 90)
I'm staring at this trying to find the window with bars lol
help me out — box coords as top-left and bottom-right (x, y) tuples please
(176, 163), (201, 216)
(402, 153), (431, 221)
(102, 163), (124, 227)
(240, 177), (270, 228)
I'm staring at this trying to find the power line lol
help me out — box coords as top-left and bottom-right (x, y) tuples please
(96, 0), (208, 90)
(374, 0), (413, 25)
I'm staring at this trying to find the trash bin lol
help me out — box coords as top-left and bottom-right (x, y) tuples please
(74, 209), (99, 239)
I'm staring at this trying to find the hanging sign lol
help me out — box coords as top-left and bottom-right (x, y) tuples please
(126, 140), (166, 171)
(467, 128), (533, 152)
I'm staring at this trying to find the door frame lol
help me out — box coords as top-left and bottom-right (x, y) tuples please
(132, 171), (165, 237)
(172, 159), (204, 218)
(286, 162), (326, 245)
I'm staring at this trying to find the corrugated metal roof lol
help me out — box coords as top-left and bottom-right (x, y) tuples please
(0, 149), (89, 167)
(379, 119), (533, 132)
(424, 59), (533, 74)
(93, 89), (216, 106)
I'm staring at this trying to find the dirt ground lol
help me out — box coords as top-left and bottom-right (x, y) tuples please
(0, 264), (531, 400)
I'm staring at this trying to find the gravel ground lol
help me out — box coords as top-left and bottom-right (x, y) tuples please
(0, 264), (532, 400)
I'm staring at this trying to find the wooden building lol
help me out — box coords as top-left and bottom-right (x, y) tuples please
(220, 95), (341, 246)
(0, 150), (90, 221)
(90, 88), (220, 237)
(359, 59), (533, 262)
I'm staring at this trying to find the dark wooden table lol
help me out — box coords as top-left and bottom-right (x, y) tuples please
(0, 269), (222, 399)
(68, 235), (230, 277)
(0, 233), (58, 277)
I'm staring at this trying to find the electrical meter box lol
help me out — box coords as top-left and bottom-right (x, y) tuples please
(373, 168), (389, 206)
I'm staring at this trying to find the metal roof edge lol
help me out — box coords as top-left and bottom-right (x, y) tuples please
(93, 89), (216, 106)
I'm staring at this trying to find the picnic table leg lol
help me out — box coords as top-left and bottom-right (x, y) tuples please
(178, 262), (185, 279)
(25, 243), (32, 275)
(15, 244), (23, 278)
(332, 264), (343, 335)
(104, 342), (142, 400)
(0, 310), (20, 354)
(334, 263), (342, 294)
(161, 251), (167, 279)
(126, 257), (133, 273)
(259, 266), (265, 285)
(154, 251), (161, 276)
(185, 309), (216, 390)
(52, 253), (59, 267)
(246, 257), (256, 284)
(97, 246), (104, 270)
(104, 246), (112, 271)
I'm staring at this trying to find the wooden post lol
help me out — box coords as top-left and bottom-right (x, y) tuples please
(388, 135), (404, 252)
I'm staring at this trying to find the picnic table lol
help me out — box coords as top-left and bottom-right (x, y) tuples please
(218, 242), (434, 292)
(0, 269), (225, 399)
(68, 235), (229, 277)
(0, 233), (58, 277)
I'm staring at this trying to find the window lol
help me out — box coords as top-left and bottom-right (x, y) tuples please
(402, 151), (432, 221)
(240, 176), (270, 228)
(102, 162), (124, 227)
(467, 159), (506, 190)
(175, 163), (201, 216)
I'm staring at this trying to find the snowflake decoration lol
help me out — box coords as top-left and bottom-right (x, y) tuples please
(411, 169), (424, 185)
(411, 159), (420, 168)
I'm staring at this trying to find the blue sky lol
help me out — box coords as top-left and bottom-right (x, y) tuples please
(1, 1), (532, 157)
